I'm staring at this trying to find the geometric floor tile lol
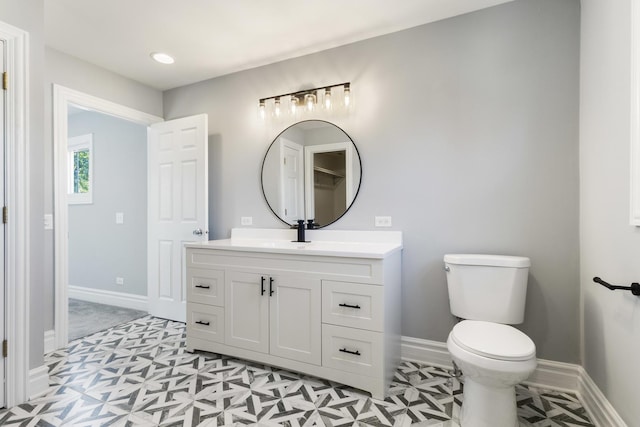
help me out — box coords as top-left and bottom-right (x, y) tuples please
(0, 316), (595, 426)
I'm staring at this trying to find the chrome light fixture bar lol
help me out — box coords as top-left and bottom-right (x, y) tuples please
(259, 82), (351, 119)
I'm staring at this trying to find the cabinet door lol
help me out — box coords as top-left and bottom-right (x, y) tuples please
(269, 275), (321, 365)
(225, 271), (269, 353)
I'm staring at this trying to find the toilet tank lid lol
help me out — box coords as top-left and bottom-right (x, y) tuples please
(444, 254), (531, 268)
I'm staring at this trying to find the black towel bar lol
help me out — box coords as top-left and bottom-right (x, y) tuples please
(593, 277), (640, 296)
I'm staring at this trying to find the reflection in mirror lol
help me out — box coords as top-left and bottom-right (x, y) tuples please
(261, 120), (362, 228)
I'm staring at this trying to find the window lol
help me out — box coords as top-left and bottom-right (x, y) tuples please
(68, 133), (93, 204)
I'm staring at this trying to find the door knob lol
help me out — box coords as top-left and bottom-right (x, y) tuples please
(193, 228), (204, 236)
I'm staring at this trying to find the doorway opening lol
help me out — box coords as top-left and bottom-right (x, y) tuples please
(53, 85), (163, 349)
(65, 106), (149, 341)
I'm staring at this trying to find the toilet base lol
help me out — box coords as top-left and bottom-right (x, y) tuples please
(458, 377), (518, 427)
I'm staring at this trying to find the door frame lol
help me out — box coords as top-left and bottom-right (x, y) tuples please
(0, 20), (29, 407)
(303, 141), (353, 221)
(53, 85), (163, 349)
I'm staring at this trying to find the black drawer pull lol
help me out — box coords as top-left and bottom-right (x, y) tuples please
(195, 284), (210, 289)
(195, 321), (210, 326)
(339, 348), (361, 356)
(338, 303), (361, 309)
(269, 277), (275, 296)
(261, 276), (266, 296)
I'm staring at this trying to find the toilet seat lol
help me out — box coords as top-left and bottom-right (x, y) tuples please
(450, 320), (535, 361)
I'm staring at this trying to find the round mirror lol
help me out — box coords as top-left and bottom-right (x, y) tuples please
(261, 120), (362, 228)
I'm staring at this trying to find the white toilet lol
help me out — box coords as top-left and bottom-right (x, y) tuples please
(444, 254), (536, 427)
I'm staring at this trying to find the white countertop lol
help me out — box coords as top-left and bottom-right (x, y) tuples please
(184, 228), (403, 259)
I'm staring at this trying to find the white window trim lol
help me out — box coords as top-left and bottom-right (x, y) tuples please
(67, 133), (93, 204)
(631, 0), (640, 226)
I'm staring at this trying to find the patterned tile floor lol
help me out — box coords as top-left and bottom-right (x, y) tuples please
(0, 316), (595, 426)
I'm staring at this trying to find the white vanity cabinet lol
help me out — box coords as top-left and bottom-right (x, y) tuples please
(185, 228), (402, 399)
(225, 271), (321, 365)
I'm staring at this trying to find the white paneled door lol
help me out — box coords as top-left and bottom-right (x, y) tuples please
(148, 114), (208, 322)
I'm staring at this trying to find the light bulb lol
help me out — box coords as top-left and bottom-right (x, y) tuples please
(324, 88), (332, 109)
(274, 97), (281, 117)
(291, 96), (299, 114)
(258, 100), (266, 120)
(344, 84), (351, 108)
(305, 93), (316, 112)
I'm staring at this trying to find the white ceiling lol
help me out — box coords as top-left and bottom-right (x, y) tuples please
(45, 0), (514, 91)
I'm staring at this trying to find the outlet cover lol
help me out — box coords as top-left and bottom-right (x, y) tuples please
(241, 216), (253, 226)
(115, 212), (124, 224)
(375, 216), (392, 227)
(116, 277), (124, 285)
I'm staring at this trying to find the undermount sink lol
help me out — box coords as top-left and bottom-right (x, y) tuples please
(184, 228), (403, 259)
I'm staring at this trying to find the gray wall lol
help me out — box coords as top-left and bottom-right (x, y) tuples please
(580, 0), (640, 424)
(43, 48), (163, 331)
(164, 0), (581, 362)
(0, 0), (46, 369)
(68, 111), (147, 297)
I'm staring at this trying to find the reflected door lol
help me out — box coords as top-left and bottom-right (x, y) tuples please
(280, 138), (304, 223)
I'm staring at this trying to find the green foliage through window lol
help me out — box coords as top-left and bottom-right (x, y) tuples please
(73, 149), (90, 194)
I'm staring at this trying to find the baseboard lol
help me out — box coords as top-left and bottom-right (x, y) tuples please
(401, 336), (452, 369)
(44, 329), (56, 354)
(68, 285), (148, 311)
(525, 358), (581, 392)
(401, 335), (627, 427)
(28, 365), (49, 400)
(578, 367), (628, 427)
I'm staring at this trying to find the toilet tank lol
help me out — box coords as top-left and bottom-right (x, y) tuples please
(444, 254), (531, 324)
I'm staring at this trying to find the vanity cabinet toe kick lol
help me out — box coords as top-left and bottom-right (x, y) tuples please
(184, 246), (402, 400)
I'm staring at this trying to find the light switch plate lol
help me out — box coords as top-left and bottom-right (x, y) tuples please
(116, 277), (124, 285)
(241, 216), (253, 226)
(44, 214), (53, 230)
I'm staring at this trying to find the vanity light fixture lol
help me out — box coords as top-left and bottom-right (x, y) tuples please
(343, 83), (351, 107)
(274, 97), (281, 117)
(150, 52), (175, 65)
(324, 87), (332, 109)
(305, 93), (316, 112)
(258, 82), (351, 120)
(258, 99), (266, 120)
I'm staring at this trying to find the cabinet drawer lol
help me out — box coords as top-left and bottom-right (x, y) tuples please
(187, 268), (224, 306)
(187, 302), (225, 343)
(322, 324), (383, 377)
(322, 281), (383, 331)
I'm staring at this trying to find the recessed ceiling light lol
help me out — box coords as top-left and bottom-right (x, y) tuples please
(150, 52), (175, 65)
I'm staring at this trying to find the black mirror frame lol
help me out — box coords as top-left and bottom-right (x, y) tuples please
(260, 120), (362, 228)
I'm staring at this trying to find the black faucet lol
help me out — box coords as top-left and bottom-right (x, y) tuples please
(292, 219), (308, 242)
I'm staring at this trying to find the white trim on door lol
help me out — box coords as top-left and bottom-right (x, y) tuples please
(53, 85), (163, 349)
(0, 19), (30, 408)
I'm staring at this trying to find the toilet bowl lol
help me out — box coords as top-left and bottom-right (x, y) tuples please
(447, 320), (536, 427)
